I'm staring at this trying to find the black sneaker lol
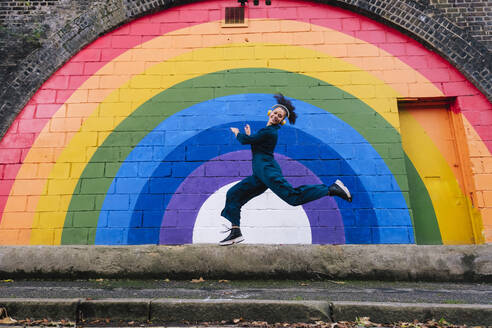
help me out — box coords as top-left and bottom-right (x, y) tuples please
(219, 227), (245, 246)
(328, 179), (352, 202)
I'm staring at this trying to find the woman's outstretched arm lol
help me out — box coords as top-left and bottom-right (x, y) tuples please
(230, 125), (269, 145)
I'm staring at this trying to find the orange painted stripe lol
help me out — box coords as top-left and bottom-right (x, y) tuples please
(1, 19), (444, 244)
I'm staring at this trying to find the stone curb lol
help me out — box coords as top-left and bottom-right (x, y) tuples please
(331, 301), (492, 326)
(0, 299), (331, 324)
(0, 245), (491, 282)
(150, 299), (330, 323)
(0, 299), (491, 325)
(0, 298), (78, 321)
(79, 299), (150, 322)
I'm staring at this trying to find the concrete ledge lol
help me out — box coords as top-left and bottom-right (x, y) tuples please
(0, 298), (79, 321)
(0, 244), (491, 282)
(150, 299), (331, 323)
(331, 301), (492, 326)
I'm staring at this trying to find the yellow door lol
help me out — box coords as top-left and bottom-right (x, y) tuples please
(399, 98), (476, 244)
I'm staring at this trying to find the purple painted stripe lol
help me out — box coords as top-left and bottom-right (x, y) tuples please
(159, 151), (345, 244)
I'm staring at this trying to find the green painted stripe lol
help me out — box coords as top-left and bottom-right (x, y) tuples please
(61, 68), (432, 244)
(404, 153), (443, 244)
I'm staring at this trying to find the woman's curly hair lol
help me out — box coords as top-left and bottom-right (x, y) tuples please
(273, 93), (297, 125)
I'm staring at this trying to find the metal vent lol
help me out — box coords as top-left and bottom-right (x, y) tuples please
(225, 7), (245, 25)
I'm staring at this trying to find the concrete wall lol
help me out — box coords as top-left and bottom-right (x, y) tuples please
(0, 0), (491, 245)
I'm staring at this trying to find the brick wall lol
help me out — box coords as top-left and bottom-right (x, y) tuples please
(0, 0), (490, 245)
(0, 0), (490, 90)
(429, 0), (491, 50)
(0, 0), (490, 140)
(0, 0), (96, 85)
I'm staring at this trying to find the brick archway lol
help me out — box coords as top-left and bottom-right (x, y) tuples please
(0, 0), (490, 138)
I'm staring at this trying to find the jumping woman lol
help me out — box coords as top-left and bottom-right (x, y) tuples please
(220, 94), (352, 246)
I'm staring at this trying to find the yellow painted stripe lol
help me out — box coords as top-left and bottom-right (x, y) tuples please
(33, 42), (475, 246)
(462, 116), (488, 243)
(30, 42), (407, 244)
(0, 20), (481, 246)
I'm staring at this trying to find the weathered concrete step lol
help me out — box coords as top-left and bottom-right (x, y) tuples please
(0, 298), (331, 324)
(330, 301), (492, 326)
(1, 298), (491, 326)
(1, 245), (491, 282)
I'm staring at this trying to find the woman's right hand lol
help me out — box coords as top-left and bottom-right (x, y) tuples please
(230, 127), (239, 136)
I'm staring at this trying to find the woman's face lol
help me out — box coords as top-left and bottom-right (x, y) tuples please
(269, 107), (286, 125)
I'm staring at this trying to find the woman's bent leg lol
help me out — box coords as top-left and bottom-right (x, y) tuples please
(266, 174), (330, 206)
(221, 175), (268, 226)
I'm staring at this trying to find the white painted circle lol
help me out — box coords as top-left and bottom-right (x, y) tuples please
(193, 181), (312, 244)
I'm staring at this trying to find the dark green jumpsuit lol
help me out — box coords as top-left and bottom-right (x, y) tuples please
(221, 124), (330, 226)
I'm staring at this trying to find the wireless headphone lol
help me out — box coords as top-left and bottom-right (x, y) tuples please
(268, 105), (289, 125)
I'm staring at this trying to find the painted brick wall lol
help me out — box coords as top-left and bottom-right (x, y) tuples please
(0, 0), (491, 245)
(0, 0), (491, 95)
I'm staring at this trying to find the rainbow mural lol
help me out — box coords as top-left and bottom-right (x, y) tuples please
(0, 0), (491, 245)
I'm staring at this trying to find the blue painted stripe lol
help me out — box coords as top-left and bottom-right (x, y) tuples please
(96, 94), (413, 245)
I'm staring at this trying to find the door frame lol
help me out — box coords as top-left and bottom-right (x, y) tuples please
(398, 97), (482, 244)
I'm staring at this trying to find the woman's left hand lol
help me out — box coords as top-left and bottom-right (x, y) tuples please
(244, 124), (251, 136)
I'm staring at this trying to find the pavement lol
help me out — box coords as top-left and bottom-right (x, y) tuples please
(0, 279), (491, 326)
(0, 245), (491, 326)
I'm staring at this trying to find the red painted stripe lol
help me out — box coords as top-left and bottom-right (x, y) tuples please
(0, 0), (490, 221)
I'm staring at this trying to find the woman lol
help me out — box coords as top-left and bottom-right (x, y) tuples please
(220, 94), (352, 246)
